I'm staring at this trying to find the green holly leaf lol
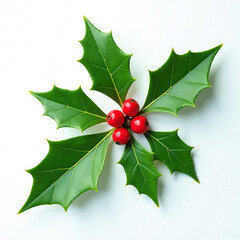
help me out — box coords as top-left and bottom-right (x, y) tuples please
(20, 17), (222, 212)
(145, 130), (198, 182)
(79, 17), (136, 106)
(118, 136), (161, 206)
(30, 86), (106, 132)
(19, 130), (112, 214)
(141, 45), (222, 114)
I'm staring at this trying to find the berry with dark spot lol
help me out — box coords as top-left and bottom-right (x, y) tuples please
(112, 128), (130, 145)
(106, 110), (125, 127)
(131, 115), (149, 134)
(122, 98), (139, 117)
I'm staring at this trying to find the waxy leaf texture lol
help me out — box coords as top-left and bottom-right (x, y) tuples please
(142, 45), (222, 115)
(20, 17), (221, 213)
(31, 86), (106, 131)
(118, 136), (161, 206)
(79, 17), (135, 106)
(19, 131), (112, 213)
(145, 130), (198, 182)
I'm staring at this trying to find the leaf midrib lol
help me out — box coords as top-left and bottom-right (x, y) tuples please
(40, 96), (106, 120)
(27, 130), (113, 208)
(146, 132), (192, 167)
(87, 27), (123, 105)
(142, 50), (217, 112)
(130, 138), (156, 196)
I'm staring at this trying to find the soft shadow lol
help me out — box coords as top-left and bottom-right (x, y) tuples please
(171, 151), (200, 183)
(154, 161), (166, 206)
(158, 178), (165, 206)
(71, 141), (114, 207)
(178, 62), (223, 117)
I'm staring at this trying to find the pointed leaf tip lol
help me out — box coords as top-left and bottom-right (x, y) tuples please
(79, 18), (135, 105)
(145, 130), (199, 182)
(19, 131), (112, 213)
(119, 136), (160, 206)
(29, 90), (37, 97)
(83, 16), (91, 23)
(142, 45), (222, 114)
(29, 86), (106, 131)
(216, 43), (223, 50)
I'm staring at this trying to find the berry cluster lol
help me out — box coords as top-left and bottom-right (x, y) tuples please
(106, 98), (149, 145)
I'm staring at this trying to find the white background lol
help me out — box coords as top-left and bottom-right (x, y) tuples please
(1, 0), (240, 239)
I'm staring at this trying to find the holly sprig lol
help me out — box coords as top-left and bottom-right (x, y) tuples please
(19, 17), (221, 213)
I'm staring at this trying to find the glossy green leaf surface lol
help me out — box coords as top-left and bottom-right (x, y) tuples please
(145, 130), (198, 182)
(31, 86), (106, 132)
(20, 17), (223, 212)
(142, 45), (222, 114)
(79, 17), (135, 106)
(19, 131), (112, 213)
(118, 136), (161, 206)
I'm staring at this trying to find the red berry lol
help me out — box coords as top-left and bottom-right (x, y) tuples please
(107, 110), (125, 127)
(122, 98), (139, 117)
(112, 128), (130, 145)
(131, 116), (149, 134)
